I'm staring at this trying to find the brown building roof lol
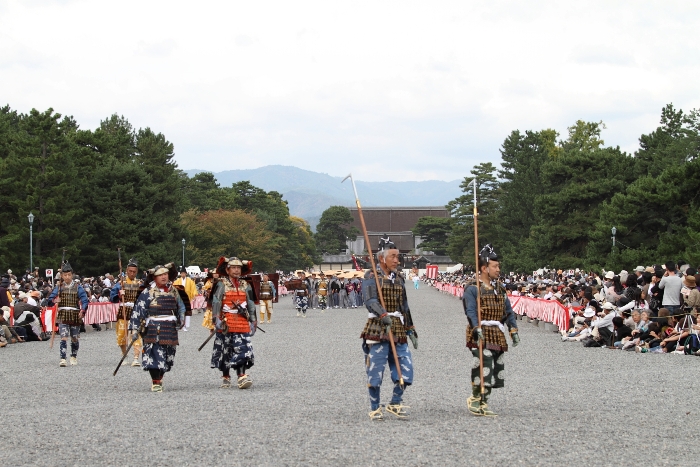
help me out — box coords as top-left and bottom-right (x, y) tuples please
(349, 206), (449, 233)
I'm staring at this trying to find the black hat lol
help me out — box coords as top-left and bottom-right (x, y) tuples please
(380, 240), (397, 251)
(479, 244), (499, 264)
(61, 260), (73, 273)
(127, 257), (138, 268)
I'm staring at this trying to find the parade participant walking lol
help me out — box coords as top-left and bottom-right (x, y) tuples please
(130, 263), (186, 392)
(174, 267), (197, 331)
(209, 256), (257, 389)
(47, 260), (89, 367)
(259, 273), (276, 324)
(462, 244), (519, 417)
(361, 241), (418, 420)
(293, 270), (310, 317)
(110, 257), (143, 367)
(317, 273), (328, 311)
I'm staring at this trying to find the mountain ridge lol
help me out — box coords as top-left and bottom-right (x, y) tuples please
(184, 165), (463, 229)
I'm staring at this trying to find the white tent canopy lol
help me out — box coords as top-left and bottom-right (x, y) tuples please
(446, 263), (463, 273)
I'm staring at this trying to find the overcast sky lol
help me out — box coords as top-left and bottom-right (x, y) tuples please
(2, 1), (698, 182)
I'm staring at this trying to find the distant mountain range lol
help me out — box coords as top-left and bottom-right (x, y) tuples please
(184, 165), (464, 230)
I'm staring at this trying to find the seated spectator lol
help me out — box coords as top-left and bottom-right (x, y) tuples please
(561, 307), (596, 341)
(635, 322), (664, 352)
(589, 302), (617, 346)
(612, 316), (633, 348)
(1, 305), (25, 343)
(659, 315), (694, 353)
(13, 292), (43, 341)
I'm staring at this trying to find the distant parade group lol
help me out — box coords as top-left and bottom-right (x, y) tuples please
(41, 175), (519, 419)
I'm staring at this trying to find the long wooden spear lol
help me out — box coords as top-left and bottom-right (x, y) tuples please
(471, 178), (485, 399)
(117, 248), (129, 358)
(342, 173), (403, 387)
(49, 249), (66, 349)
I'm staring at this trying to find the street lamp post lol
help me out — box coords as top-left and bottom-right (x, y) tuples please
(182, 238), (186, 268)
(28, 212), (34, 271)
(611, 226), (617, 247)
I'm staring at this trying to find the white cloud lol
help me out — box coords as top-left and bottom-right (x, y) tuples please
(1, 0), (699, 181)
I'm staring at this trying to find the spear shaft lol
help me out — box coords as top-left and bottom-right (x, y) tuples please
(472, 178), (485, 398)
(343, 174), (403, 387)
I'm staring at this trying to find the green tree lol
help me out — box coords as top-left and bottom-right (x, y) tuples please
(446, 162), (500, 265)
(412, 216), (451, 255)
(181, 209), (280, 271)
(315, 206), (359, 254)
(183, 172), (228, 212)
(0, 108), (90, 272)
(586, 107), (700, 269)
(494, 129), (556, 271)
(289, 216), (321, 268)
(224, 181), (312, 270)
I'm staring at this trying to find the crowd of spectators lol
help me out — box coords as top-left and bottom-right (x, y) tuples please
(426, 261), (700, 355)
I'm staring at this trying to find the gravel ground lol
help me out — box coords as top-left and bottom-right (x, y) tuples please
(2, 284), (699, 466)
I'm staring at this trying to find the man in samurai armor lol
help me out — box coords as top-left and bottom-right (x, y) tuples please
(258, 273), (276, 324)
(361, 242), (418, 421)
(209, 256), (258, 389)
(317, 273), (329, 311)
(293, 270), (310, 317)
(130, 263), (186, 392)
(462, 244), (520, 417)
(47, 260), (89, 367)
(110, 257), (144, 367)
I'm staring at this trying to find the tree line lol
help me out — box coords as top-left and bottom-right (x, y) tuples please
(0, 106), (319, 276)
(413, 104), (700, 272)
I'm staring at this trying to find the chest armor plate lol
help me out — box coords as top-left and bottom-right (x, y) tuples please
(147, 289), (178, 316)
(122, 281), (140, 303)
(222, 279), (248, 307)
(59, 287), (79, 309)
(380, 278), (403, 313)
(260, 282), (272, 299)
(318, 281), (327, 296)
(479, 286), (507, 321)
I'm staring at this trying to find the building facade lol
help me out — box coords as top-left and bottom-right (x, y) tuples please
(345, 206), (449, 254)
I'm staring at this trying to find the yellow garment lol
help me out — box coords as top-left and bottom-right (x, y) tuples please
(174, 277), (197, 302)
(116, 318), (142, 354)
(202, 309), (214, 330)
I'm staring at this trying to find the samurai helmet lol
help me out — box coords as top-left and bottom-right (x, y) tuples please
(479, 244), (499, 264)
(147, 262), (178, 282)
(61, 260), (73, 273)
(127, 257), (138, 268)
(216, 256), (252, 276)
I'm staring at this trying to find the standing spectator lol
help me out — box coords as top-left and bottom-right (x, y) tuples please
(682, 274), (700, 313)
(173, 268), (197, 331)
(0, 275), (12, 307)
(659, 261), (683, 315)
(346, 279), (357, 309)
(330, 275), (341, 308)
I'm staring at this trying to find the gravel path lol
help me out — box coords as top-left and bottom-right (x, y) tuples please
(2, 285), (698, 466)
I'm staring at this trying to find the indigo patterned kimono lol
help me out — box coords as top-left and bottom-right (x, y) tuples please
(130, 285), (186, 372)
